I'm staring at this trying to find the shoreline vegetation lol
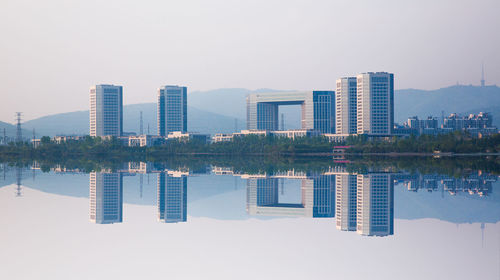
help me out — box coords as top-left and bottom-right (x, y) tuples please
(0, 132), (499, 159)
(1, 154), (499, 177)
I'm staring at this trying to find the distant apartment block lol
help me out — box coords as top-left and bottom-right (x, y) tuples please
(336, 77), (357, 134)
(356, 72), (394, 135)
(89, 172), (123, 224)
(407, 116), (438, 130)
(157, 85), (187, 136)
(443, 112), (492, 130)
(397, 112), (497, 137)
(246, 91), (335, 134)
(89, 84), (123, 137)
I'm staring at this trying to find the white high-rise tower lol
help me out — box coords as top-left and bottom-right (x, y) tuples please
(89, 84), (123, 137)
(336, 77), (358, 134)
(356, 72), (394, 135)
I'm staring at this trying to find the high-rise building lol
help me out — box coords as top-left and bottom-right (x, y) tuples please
(246, 91), (335, 133)
(89, 172), (123, 224)
(157, 173), (187, 223)
(356, 173), (394, 236)
(356, 72), (394, 135)
(335, 174), (358, 231)
(157, 85), (187, 136)
(336, 77), (358, 134)
(89, 84), (123, 137)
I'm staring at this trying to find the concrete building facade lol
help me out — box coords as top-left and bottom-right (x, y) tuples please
(246, 91), (335, 134)
(89, 84), (123, 137)
(336, 77), (358, 134)
(356, 72), (394, 135)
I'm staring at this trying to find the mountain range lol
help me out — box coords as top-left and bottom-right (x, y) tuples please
(1, 85), (499, 138)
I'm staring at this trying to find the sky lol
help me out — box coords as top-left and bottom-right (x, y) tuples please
(1, 0), (499, 122)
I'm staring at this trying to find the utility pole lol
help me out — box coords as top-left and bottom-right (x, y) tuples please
(15, 112), (22, 143)
(281, 113), (285, 130)
(140, 111), (144, 135)
(147, 123), (150, 135)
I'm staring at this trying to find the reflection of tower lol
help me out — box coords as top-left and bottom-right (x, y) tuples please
(15, 112), (22, 142)
(312, 175), (335, 218)
(157, 173), (187, 223)
(15, 167), (22, 197)
(89, 172), (123, 224)
(356, 173), (394, 236)
(336, 174), (358, 231)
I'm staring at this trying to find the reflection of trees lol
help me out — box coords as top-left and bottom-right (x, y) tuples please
(1, 155), (498, 178)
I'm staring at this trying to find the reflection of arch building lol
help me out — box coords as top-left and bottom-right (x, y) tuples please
(246, 174), (335, 218)
(246, 91), (335, 133)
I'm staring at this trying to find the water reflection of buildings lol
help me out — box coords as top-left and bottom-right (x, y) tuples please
(356, 173), (394, 236)
(89, 172), (123, 224)
(335, 174), (357, 231)
(245, 170), (394, 237)
(157, 173), (187, 223)
(336, 173), (394, 236)
(393, 173), (496, 196)
(246, 174), (335, 218)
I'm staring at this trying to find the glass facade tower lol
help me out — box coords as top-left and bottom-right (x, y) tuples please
(157, 85), (187, 136)
(89, 84), (123, 137)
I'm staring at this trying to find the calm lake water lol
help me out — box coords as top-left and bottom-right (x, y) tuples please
(1, 160), (499, 280)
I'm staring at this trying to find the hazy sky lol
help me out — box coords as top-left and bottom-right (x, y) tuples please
(1, 0), (499, 121)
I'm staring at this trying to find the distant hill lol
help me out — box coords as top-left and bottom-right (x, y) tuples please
(21, 104), (245, 137)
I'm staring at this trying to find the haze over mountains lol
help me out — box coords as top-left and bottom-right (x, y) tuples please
(1, 85), (499, 137)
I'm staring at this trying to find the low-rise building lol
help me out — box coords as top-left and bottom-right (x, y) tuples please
(128, 135), (164, 147)
(323, 134), (351, 143)
(167, 131), (210, 143)
(271, 129), (320, 139)
(212, 133), (234, 143)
